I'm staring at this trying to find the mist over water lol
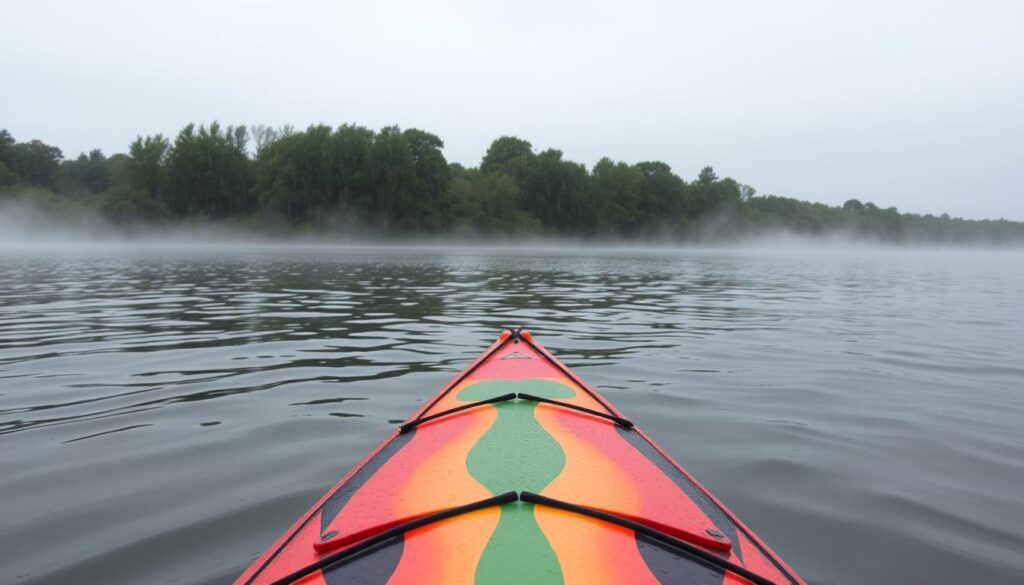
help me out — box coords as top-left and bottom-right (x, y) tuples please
(1, 244), (1022, 584)
(3, 198), (1023, 252)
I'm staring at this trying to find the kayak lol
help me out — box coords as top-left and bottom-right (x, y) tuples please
(236, 329), (805, 585)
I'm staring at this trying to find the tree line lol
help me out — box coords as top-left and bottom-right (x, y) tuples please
(1, 124), (1022, 244)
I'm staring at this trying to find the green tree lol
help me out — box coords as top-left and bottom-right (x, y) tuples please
(332, 124), (375, 214)
(843, 199), (865, 213)
(249, 124), (280, 157)
(0, 130), (16, 187)
(128, 134), (170, 198)
(480, 136), (535, 176)
(7, 139), (63, 188)
(166, 122), (253, 218)
(100, 153), (167, 222)
(368, 126), (415, 228)
(446, 166), (540, 234)
(59, 149), (110, 195)
(634, 161), (687, 233)
(1, 124), (1021, 244)
(686, 166), (742, 221)
(0, 130), (13, 160)
(254, 124), (376, 224)
(401, 128), (450, 231)
(588, 158), (643, 234)
(518, 148), (588, 232)
(697, 166), (718, 184)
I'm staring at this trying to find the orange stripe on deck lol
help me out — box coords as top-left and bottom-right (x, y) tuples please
(387, 508), (502, 585)
(324, 407), (497, 540)
(534, 506), (661, 585)
(426, 376), (606, 416)
(535, 406), (729, 552)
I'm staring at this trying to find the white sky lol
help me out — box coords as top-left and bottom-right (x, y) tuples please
(2, 0), (1022, 219)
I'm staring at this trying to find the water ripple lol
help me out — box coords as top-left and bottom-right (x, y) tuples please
(0, 246), (1022, 584)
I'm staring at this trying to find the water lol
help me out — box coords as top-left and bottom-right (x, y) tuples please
(1, 244), (1022, 584)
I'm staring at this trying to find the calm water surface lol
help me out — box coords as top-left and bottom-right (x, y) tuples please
(1, 244), (1022, 584)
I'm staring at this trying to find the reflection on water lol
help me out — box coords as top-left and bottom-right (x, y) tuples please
(1, 245), (1023, 584)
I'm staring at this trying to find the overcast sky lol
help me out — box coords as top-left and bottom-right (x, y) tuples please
(2, 0), (1021, 219)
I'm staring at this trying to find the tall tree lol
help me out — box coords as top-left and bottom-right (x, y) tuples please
(332, 124), (375, 215)
(0, 130), (13, 160)
(128, 134), (170, 198)
(369, 126), (415, 228)
(102, 153), (168, 222)
(7, 139), (63, 188)
(249, 124), (279, 158)
(588, 158), (643, 234)
(0, 130), (16, 187)
(166, 122), (253, 218)
(697, 166), (718, 184)
(634, 161), (687, 233)
(480, 136), (534, 176)
(520, 148), (588, 232)
(401, 128), (449, 230)
(254, 124), (377, 224)
(59, 149), (110, 195)
(446, 166), (539, 234)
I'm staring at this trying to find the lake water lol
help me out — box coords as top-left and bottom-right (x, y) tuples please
(1, 244), (1022, 584)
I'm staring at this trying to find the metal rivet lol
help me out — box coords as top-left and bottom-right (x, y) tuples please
(706, 528), (724, 538)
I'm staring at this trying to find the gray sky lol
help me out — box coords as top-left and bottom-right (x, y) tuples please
(2, 0), (1022, 219)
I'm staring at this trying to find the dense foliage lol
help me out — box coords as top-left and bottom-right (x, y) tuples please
(1, 125), (1021, 244)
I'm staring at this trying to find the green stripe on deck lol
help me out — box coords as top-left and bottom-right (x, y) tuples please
(459, 380), (573, 584)
(457, 378), (577, 402)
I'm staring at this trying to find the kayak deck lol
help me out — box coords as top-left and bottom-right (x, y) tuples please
(236, 329), (804, 585)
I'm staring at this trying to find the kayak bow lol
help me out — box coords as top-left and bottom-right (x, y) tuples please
(236, 329), (805, 585)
